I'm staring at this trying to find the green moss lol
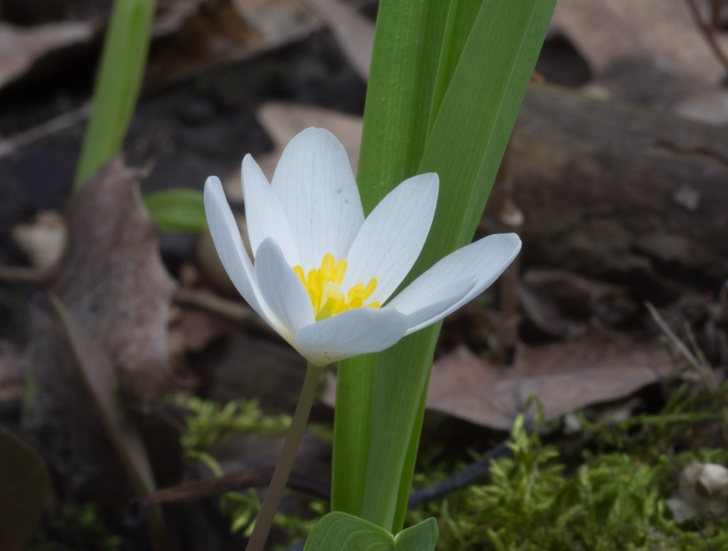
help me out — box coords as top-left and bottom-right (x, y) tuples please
(177, 381), (728, 549)
(28, 503), (122, 551)
(409, 405), (728, 550)
(177, 396), (324, 546)
(178, 396), (291, 456)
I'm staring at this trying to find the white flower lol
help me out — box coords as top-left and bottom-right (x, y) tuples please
(204, 128), (521, 366)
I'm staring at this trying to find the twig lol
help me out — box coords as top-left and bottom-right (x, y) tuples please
(645, 302), (719, 392)
(0, 103), (91, 159)
(136, 465), (329, 511)
(0, 265), (48, 285)
(407, 437), (513, 507)
(685, 0), (728, 76)
(684, 322), (713, 376)
(173, 287), (275, 336)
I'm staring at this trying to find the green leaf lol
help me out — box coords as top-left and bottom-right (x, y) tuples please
(394, 517), (438, 550)
(332, 0), (453, 517)
(144, 189), (208, 233)
(0, 427), (51, 551)
(356, 0), (453, 211)
(304, 512), (437, 551)
(74, 0), (155, 188)
(333, 0), (557, 532)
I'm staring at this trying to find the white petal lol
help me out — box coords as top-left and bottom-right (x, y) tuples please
(204, 177), (270, 322)
(343, 173), (438, 304)
(396, 277), (476, 330)
(388, 233), (521, 335)
(254, 238), (315, 343)
(271, 128), (364, 271)
(295, 307), (408, 366)
(242, 155), (299, 266)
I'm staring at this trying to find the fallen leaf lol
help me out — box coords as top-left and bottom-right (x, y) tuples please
(147, 0), (320, 88)
(25, 158), (176, 501)
(552, 0), (648, 75)
(50, 295), (157, 498)
(674, 89), (728, 124)
(152, 0), (207, 37)
(52, 158), (175, 403)
(169, 307), (234, 355)
(553, 0), (728, 105)
(0, 20), (95, 90)
(425, 327), (675, 430)
(0, 1), (202, 93)
(558, 0), (728, 82)
(304, 0), (374, 80)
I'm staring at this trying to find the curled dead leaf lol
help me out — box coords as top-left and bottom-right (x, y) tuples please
(52, 158), (175, 402)
(25, 158), (176, 502)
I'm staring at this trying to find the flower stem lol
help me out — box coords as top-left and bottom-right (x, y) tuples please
(245, 362), (323, 551)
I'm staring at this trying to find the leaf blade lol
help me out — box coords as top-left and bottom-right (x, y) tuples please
(349, 0), (558, 532)
(74, 0), (155, 187)
(0, 427), (50, 551)
(145, 188), (208, 233)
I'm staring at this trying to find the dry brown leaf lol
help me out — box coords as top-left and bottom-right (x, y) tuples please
(0, 21), (95, 89)
(554, 0), (728, 108)
(147, 0), (319, 88)
(25, 158), (176, 501)
(555, 0), (728, 84)
(426, 327), (674, 429)
(304, 0), (373, 80)
(552, 0), (648, 75)
(231, 0), (315, 41)
(0, 1), (201, 93)
(51, 158), (176, 403)
(223, 102), (363, 200)
(152, 0), (207, 37)
(674, 89), (728, 124)
(169, 308), (233, 356)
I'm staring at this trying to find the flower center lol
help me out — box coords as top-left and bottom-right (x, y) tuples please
(293, 254), (380, 321)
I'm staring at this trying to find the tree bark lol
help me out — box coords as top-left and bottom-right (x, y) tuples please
(485, 84), (728, 302)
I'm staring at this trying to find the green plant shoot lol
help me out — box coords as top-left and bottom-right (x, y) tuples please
(74, 0), (155, 188)
(333, 0), (557, 532)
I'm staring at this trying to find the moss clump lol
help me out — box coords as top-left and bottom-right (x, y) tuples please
(410, 411), (728, 550)
(177, 396), (325, 547)
(177, 396), (291, 474)
(27, 503), (122, 551)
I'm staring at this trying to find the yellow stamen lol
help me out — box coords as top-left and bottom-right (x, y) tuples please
(293, 253), (380, 321)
